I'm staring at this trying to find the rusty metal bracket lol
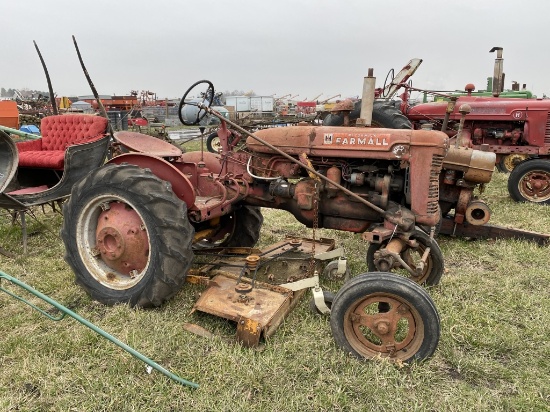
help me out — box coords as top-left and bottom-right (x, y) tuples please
(439, 217), (550, 245)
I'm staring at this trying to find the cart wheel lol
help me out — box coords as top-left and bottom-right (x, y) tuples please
(309, 291), (335, 315)
(330, 272), (440, 363)
(322, 259), (351, 282)
(366, 228), (444, 286)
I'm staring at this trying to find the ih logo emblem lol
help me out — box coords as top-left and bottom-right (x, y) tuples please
(513, 111), (523, 119)
(324, 133), (333, 144)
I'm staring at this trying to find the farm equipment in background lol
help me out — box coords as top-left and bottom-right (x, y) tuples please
(403, 47), (550, 204)
(359, 48), (550, 204)
(61, 72), (449, 363)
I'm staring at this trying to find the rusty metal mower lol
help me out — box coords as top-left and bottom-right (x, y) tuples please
(61, 70), (450, 362)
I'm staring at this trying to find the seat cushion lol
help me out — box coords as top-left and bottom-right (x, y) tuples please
(41, 115), (108, 151)
(18, 150), (65, 169)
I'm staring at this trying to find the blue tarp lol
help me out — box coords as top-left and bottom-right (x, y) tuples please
(20, 125), (40, 134)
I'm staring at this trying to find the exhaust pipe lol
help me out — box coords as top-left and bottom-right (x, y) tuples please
(490, 47), (504, 97)
(356, 68), (376, 127)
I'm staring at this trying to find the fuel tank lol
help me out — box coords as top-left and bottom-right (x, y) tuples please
(442, 146), (496, 184)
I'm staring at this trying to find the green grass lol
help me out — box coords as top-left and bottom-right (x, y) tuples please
(0, 165), (549, 411)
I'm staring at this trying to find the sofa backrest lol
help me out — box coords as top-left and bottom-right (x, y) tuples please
(40, 115), (108, 151)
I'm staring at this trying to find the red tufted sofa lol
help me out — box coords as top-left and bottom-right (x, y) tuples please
(16, 114), (108, 169)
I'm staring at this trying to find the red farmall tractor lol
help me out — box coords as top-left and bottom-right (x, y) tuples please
(60, 76), (492, 362)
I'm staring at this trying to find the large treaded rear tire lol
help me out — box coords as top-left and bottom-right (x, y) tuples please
(323, 100), (412, 129)
(61, 163), (194, 307)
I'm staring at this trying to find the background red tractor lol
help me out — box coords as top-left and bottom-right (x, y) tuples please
(327, 48), (550, 204)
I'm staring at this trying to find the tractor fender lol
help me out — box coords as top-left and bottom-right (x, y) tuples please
(108, 153), (196, 209)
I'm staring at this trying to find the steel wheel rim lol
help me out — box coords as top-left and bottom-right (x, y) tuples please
(211, 136), (222, 151)
(342, 293), (424, 361)
(503, 154), (527, 172)
(76, 194), (151, 290)
(519, 170), (550, 202)
(402, 242), (433, 283)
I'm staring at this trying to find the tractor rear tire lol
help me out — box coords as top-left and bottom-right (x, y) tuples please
(507, 159), (550, 204)
(323, 100), (412, 129)
(194, 205), (263, 249)
(366, 228), (444, 286)
(330, 272), (440, 363)
(61, 163), (194, 308)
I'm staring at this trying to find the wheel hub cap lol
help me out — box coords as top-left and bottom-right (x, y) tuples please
(96, 202), (149, 275)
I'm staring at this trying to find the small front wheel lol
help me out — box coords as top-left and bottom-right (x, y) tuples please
(366, 228), (444, 286)
(330, 272), (440, 363)
(496, 154), (528, 173)
(507, 158), (550, 203)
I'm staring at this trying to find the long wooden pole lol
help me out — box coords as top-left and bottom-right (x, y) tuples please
(72, 35), (113, 135)
(33, 40), (58, 115)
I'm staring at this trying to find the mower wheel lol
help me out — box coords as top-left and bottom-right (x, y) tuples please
(330, 272), (440, 363)
(366, 228), (444, 286)
(309, 290), (335, 315)
(206, 131), (222, 153)
(507, 158), (550, 204)
(322, 259), (351, 282)
(61, 163), (194, 308)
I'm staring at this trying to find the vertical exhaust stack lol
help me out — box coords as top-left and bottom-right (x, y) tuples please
(356, 68), (376, 127)
(490, 47), (504, 97)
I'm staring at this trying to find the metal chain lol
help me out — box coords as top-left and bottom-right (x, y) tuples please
(309, 183), (319, 276)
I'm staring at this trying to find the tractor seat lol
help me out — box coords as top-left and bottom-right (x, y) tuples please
(16, 115), (108, 170)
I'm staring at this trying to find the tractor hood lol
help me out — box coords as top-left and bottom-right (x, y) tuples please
(247, 125), (449, 161)
(407, 96), (550, 121)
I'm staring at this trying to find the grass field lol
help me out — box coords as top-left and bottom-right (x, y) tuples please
(0, 141), (549, 411)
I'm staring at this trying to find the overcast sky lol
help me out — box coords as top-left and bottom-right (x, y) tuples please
(2, 0), (549, 101)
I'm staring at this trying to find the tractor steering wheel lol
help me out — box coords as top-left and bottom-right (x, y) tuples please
(381, 68), (395, 98)
(178, 80), (215, 126)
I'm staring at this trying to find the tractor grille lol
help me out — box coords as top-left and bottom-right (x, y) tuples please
(428, 154), (444, 214)
(545, 113), (550, 145)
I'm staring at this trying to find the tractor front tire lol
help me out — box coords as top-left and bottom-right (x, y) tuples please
(61, 163), (194, 308)
(330, 272), (440, 363)
(507, 158), (550, 204)
(366, 228), (444, 286)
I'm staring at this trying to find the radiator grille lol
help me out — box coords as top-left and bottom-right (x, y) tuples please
(428, 154), (444, 214)
(545, 113), (550, 145)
